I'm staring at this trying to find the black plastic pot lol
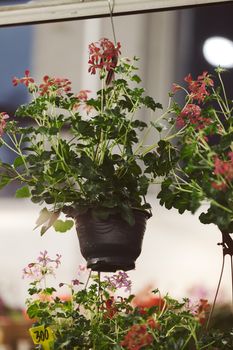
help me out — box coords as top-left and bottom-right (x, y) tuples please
(74, 209), (151, 272)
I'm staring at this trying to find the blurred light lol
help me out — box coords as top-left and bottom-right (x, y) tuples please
(203, 36), (233, 68)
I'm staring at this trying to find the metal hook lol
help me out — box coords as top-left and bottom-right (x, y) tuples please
(108, 0), (117, 46)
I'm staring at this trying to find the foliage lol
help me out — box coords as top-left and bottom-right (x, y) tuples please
(0, 38), (166, 234)
(157, 68), (233, 232)
(23, 251), (233, 350)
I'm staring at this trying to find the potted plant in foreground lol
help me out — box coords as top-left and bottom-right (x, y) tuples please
(23, 251), (233, 349)
(0, 38), (170, 272)
(157, 68), (233, 240)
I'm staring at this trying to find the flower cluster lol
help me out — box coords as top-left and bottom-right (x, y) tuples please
(88, 37), (121, 75)
(22, 250), (61, 283)
(176, 103), (212, 130)
(12, 69), (34, 87)
(105, 270), (132, 292)
(212, 153), (233, 190)
(158, 67), (233, 233)
(120, 323), (153, 350)
(38, 75), (72, 96)
(23, 252), (228, 350)
(184, 71), (214, 103)
(13, 70), (72, 97)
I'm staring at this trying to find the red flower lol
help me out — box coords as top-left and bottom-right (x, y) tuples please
(12, 70), (35, 88)
(132, 285), (165, 311)
(176, 104), (211, 129)
(12, 76), (21, 86)
(184, 71), (213, 103)
(0, 112), (9, 136)
(195, 299), (210, 325)
(39, 76), (72, 96)
(172, 83), (182, 93)
(211, 153), (233, 191)
(73, 90), (93, 113)
(88, 38), (121, 77)
(121, 324), (153, 350)
(147, 317), (160, 330)
(101, 297), (118, 319)
(76, 90), (91, 101)
(211, 181), (227, 191)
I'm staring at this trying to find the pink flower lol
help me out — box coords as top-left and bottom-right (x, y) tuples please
(121, 324), (153, 350)
(105, 271), (132, 292)
(211, 154), (233, 191)
(20, 70), (35, 86)
(211, 181), (227, 191)
(176, 103), (212, 129)
(12, 70), (35, 88)
(0, 112), (9, 136)
(72, 279), (80, 286)
(12, 76), (21, 86)
(39, 75), (72, 96)
(76, 90), (91, 101)
(172, 83), (182, 93)
(184, 71), (213, 103)
(88, 38), (121, 76)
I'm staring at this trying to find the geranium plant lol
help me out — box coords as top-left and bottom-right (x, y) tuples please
(0, 38), (168, 234)
(23, 251), (233, 350)
(158, 68), (233, 233)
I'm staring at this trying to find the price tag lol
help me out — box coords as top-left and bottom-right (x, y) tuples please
(29, 325), (55, 350)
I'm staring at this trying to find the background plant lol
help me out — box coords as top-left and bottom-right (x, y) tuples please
(157, 68), (233, 233)
(23, 251), (232, 350)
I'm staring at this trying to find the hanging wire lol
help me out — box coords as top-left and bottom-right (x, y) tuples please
(84, 268), (92, 290)
(206, 254), (226, 330)
(108, 0), (117, 46)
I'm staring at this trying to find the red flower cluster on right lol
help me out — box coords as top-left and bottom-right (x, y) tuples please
(185, 71), (214, 103)
(211, 152), (233, 190)
(176, 103), (211, 129)
(175, 72), (214, 130)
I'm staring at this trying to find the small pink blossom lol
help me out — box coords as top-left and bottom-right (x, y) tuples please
(72, 279), (80, 286)
(0, 112), (9, 137)
(105, 271), (132, 292)
(172, 83), (182, 93)
(73, 90), (93, 114)
(76, 90), (91, 101)
(12, 70), (35, 87)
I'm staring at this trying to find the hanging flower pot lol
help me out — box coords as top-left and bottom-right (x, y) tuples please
(74, 209), (151, 272)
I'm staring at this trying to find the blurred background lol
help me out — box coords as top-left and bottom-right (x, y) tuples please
(1, 1), (233, 348)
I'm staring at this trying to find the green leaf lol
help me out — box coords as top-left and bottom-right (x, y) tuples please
(53, 219), (74, 233)
(131, 74), (141, 83)
(15, 185), (31, 198)
(13, 156), (24, 168)
(0, 176), (11, 190)
(143, 96), (163, 111)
